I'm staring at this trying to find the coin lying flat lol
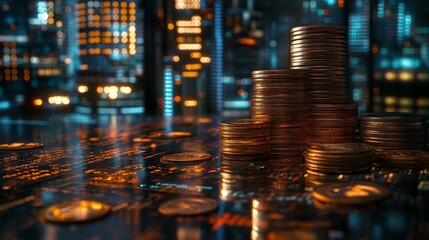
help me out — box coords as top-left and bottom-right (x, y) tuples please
(0, 142), (44, 151)
(158, 197), (218, 216)
(303, 143), (374, 174)
(375, 150), (429, 168)
(360, 112), (427, 151)
(149, 131), (193, 139)
(39, 200), (111, 223)
(160, 152), (212, 164)
(312, 182), (390, 206)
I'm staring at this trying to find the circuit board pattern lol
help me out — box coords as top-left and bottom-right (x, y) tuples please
(1, 114), (429, 239)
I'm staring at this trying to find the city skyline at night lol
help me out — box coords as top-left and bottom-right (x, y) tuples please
(0, 0), (428, 115)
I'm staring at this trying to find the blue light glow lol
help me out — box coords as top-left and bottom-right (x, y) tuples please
(212, 0), (223, 113)
(405, 15), (412, 36)
(397, 3), (405, 43)
(377, 0), (384, 18)
(163, 67), (173, 116)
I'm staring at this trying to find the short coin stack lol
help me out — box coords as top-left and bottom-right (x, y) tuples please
(360, 113), (427, 151)
(250, 70), (307, 162)
(375, 150), (429, 168)
(306, 104), (357, 144)
(290, 25), (349, 105)
(220, 119), (270, 158)
(220, 157), (270, 201)
(303, 143), (374, 175)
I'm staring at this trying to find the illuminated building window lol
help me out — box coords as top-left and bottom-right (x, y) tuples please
(178, 43), (202, 50)
(184, 100), (198, 107)
(190, 52), (201, 58)
(399, 98), (413, 107)
(182, 71), (199, 78)
(384, 96), (396, 106)
(398, 72), (413, 82)
(385, 71), (396, 81)
(175, 0), (201, 9)
(417, 73), (429, 82)
(174, 96), (182, 102)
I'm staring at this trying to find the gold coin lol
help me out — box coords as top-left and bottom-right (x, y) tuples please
(312, 182), (390, 205)
(160, 152), (212, 164)
(149, 131), (192, 139)
(0, 142), (44, 151)
(40, 200), (111, 223)
(158, 197), (218, 216)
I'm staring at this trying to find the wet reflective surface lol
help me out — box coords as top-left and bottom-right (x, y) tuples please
(0, 114), (429, 239)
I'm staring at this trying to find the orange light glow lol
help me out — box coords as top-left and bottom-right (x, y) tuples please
(190, 52), (201, 58)
(200, 57), (211, 63)
(33, 99), (43, 106)
(184, 100), (198, 107)
(237, 38), (256, 45)
(185, 63), (202, 70)
(182, 71), (199, 78)
(178, 43), (202, 50)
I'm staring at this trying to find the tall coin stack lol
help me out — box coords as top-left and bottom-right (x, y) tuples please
(360, 113), (427, 152)
(290, 25), (354, 144)
(219, 119), (271, 200)
(306, 104), (357, 144)
(250, 70), (307, 163)
(220, 119), (270, 159)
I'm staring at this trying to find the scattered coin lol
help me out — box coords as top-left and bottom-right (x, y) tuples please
(149, 131), (193, 139)
(312, 182), (390, 206)
(0, 142), (44, 151)
(39, 200), (111, 223)
(158, 197), (218, 216)
(160, 152), (212, 164)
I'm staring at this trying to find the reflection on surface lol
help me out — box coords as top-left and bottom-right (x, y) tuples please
(0, 114), (429, 239)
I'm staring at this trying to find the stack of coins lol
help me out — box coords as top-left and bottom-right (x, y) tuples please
(306, 104), (357, 144)
(220, 119), (270, 157)
(250, 70), (307, 162)
(290, 25), (349, 105)
(360, 113), (427, 151)
(303, 143), (374, 174)
(375, 150), (429, 168)
(252, 199), (330, 239)
(220, 157), (270, 201)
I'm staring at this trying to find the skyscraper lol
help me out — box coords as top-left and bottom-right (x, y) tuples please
(0, 0), (31, 110)
(371, 0), (429, 115)
(161, 0), (214, 116)
(75, 0), (144, 114)
(0, 0), (71, 111)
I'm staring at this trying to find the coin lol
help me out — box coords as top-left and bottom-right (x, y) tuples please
(39, 200), (111, 223)
(149, 131), (193, 139)
(220, 119), (270, 128)
(312, 182), (390, 205)
(160, 152), (212, 164)
(0, 142), (44, 151)
(374, 150), (429, 168)
(360, 112), (425, 122)
(158, 197), (218, 216)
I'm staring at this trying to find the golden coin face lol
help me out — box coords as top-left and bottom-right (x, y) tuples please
(132, 137), (152, 143)
(40, 200), (111, 223)
(149, 131), (192, 139)
(160, 152), (212, 164)
(158, 197), (218, 216)
(0, 142), (44, 151)
(312, 182), (390, 205)
(306, 143), (373, 154)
